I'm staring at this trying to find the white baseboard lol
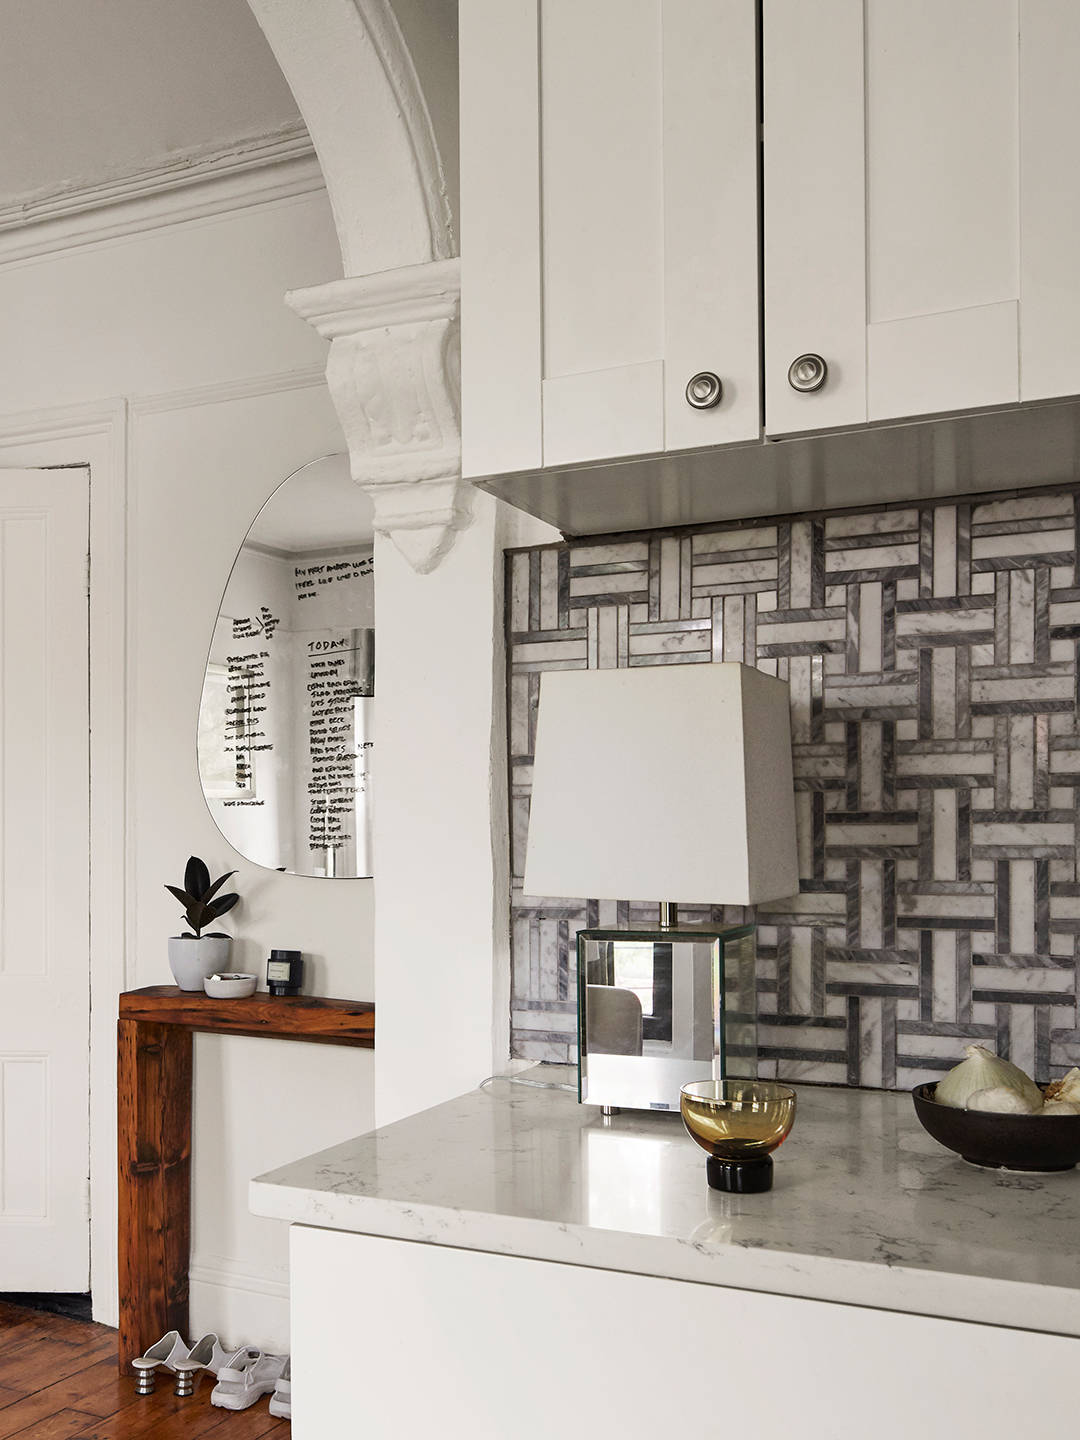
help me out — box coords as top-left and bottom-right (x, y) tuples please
(189, 1254), (291, 1355)
(189, 1252), (290, 1302)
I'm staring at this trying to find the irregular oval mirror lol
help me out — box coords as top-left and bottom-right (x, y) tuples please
(198, 455), (375, 877)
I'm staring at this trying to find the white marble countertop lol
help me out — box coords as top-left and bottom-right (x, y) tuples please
(249, 1067), (1080, 1336)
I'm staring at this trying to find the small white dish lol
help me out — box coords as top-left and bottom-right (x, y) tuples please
(204, 972), (257, 999)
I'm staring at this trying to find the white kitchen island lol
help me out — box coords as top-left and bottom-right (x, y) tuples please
(251, 1069), (1080, 1439)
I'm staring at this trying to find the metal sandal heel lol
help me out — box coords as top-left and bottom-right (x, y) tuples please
(130, 1331), (190, 1396)
(172, 1333), (229, 1397)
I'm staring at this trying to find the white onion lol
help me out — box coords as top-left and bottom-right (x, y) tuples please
(966, 1086), (1038, 1114)
(1052, 1067), (1080, 1104)
(1039, 1099), (1080, 1116)
(934, 1045), (1042, 1110)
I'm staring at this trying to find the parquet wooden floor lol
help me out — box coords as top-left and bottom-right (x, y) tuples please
(0, 1304), (289, 1440)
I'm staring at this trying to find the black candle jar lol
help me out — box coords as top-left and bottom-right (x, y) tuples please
(266, 949), (303, 996)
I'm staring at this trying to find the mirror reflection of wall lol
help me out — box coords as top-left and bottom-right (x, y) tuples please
(198, 455), (376, 878)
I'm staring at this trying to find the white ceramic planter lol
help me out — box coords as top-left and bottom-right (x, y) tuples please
(168, 936), (232, 992)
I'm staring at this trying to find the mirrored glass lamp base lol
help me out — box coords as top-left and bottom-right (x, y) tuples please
(577, 922), (757, 1113)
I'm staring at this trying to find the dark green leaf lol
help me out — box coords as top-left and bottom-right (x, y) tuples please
(184, 856), (211, 899)
(200, 871), (237, 905)
(165, 885), (199, 908)
(207, 893), (239, 919)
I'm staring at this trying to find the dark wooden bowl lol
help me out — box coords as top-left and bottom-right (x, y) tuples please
(912, 1083), (1080, 1171)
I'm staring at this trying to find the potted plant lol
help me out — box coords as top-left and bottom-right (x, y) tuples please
(165, 856), (240, 991)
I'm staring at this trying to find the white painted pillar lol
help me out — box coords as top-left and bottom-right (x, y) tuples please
(374, 493), (557, 1123)
(288, 260), (558, 1124)
(373, 495), (502, 1122)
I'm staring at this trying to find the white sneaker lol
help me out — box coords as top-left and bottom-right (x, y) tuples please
(268, 1356), (291, 1419)
(210, 1347), (287, 1410)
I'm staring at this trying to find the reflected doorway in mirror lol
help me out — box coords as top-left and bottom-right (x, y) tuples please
(198, 662), (256, 799)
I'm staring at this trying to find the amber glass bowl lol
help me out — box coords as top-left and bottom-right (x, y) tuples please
(680, 1080), (796, 1193)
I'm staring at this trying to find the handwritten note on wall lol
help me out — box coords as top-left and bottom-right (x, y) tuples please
(294, 555), (373, 602)
(306, 639), (368, 854)
(221, 646), (271, 807)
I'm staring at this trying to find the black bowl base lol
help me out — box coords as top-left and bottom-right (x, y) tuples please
(706, 1155), (773, 1193)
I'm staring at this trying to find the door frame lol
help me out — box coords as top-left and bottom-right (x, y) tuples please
(0, 399), (127, 1326)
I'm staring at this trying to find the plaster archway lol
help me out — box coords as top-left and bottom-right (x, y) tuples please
(246, 0), (453, 277)
(246, 0), (468, 573)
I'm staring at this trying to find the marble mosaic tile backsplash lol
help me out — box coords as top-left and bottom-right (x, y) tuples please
(507, 486), (1080, 1090)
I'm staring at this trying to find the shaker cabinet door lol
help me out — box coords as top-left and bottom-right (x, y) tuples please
(763, 0), (868, 439)
(765, 0), (1020, 436)
(459, 0), (544, 480)
(460, 0), (760, 480)
(764, 0), (1021, 438)
(661, 0), (761, 456)
(764, 0), (1080, 438)
(1019, 0), (1080, 404)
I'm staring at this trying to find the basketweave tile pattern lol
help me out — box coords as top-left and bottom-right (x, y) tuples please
(507, 488), (1080, 1090)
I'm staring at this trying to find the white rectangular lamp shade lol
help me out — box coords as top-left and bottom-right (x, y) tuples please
(523, 663), (799, 908)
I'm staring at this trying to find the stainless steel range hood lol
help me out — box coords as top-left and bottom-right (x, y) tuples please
(474, 395), (1080, 537)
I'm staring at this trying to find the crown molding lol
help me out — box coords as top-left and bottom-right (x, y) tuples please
(287, 258), (468, 574)
(0, 121), (325, 268)
(130, 365), (329, 418)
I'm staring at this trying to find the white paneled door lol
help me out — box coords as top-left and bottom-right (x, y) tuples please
(0, 469), (90, 1291)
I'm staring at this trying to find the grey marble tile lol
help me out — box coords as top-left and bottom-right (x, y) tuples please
(508, 485), (1080, 1090)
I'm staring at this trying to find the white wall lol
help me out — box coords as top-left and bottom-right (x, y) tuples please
(136, 390), (376, 1348)
(0, 0), (301, 200)
(0, 184), (378, 1346)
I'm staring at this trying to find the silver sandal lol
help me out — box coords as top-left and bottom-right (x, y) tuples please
(131, 1330), (228, 1397)
(172, 1333), (230, 1396)
(131, 1331), (189, 1395)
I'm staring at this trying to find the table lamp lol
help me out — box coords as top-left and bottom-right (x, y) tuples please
(523, 662), (798, 1113)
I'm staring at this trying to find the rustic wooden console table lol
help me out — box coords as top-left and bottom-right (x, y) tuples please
(117, 985), (375, 1372)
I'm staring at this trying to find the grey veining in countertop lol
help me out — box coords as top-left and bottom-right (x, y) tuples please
(250, 1067), (1080, 1336)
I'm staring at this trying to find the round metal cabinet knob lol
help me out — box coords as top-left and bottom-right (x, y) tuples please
(685, 372), (723, 409)
(788, 353), (828, 393)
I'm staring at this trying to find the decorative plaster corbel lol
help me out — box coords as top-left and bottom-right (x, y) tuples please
(287, 256), (468, 573)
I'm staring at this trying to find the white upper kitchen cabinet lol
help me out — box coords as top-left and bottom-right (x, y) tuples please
(764, 0), (1080, 438)
(459, 0), (761, 479)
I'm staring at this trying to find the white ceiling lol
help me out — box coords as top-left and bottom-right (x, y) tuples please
(247, 454), (376, 553)
(0, 0), (303, 204)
